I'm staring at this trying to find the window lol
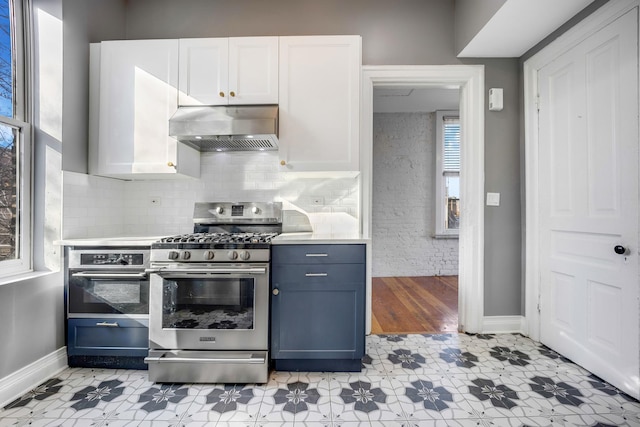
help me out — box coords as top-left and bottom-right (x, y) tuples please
(0, 0), (31, 277)
(435, 111), (460, 237)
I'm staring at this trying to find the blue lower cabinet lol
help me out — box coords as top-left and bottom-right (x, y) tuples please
(271, 244), (366, 372)
(67, 317), (149, 369)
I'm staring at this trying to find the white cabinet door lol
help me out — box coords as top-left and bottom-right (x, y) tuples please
(178, 38), (228, 106)
(90, 40), (199, 179)
(229, 37), (278, 105)
(179, 37), (278, 106)
(278, 36), (361, 172)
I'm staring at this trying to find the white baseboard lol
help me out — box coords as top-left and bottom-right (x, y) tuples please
(482, 316), (526, 334)
(0, 347), (68, 408)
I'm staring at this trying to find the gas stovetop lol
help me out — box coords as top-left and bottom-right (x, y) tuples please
(150, 202), (283, 262)
(158, 232), (279, 245)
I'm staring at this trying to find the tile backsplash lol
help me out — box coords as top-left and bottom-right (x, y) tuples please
(63, 151), (360, 238)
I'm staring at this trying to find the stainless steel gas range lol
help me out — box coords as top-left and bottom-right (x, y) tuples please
(145, 202), (282, 383)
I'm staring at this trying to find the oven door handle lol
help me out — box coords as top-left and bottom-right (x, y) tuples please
(144, 354), (266, 364)
(71, 272), (147, 279)
(147, 267), (267, 276)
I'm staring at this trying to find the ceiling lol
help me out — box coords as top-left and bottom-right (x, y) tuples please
(373, 88), (459, 113)
(458, 0), (596, 57)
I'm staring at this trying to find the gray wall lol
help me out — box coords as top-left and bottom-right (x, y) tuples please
(117, 0), (523, 317)
(0, 0), (126, 383)
(61, 0), (125, 173)
(454, 0), (506, 55)
(478, 59), (521, 316)
(0, 0), (65, 381)
(123, 0), (458, 65)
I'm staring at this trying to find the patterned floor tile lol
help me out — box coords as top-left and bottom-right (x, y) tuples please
(2, 333), (638, 427)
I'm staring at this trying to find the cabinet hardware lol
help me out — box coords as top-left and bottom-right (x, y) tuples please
(72, 272), (147, 279)
(280, 160), (286, 166)
(167, 161), (176, 168)
(230, 91), (236, 97)
(219, 91), (225, 97)
(272, 289), (280, 295)
(305, 273), (328, 277)
(305, 253), (328, 257)
(96, 321), (119, 327)
(145, 354), (265, 364)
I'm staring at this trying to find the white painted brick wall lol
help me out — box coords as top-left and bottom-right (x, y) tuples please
(372, 112), (459, 277)
(62, 152), (359, 238)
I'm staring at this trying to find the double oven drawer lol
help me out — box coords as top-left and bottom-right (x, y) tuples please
(65, 247), (151, 368)
(67, 318), (149, 357)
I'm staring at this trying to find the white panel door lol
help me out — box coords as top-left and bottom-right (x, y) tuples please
(96, 39), (199, 178)
(228, 37), (278, 105)
(538, 9), (639, 398)
(178, 38), (229, 106)
(278, 36), (361, 172)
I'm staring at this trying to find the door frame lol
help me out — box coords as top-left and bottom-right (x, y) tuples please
(524, 0), (639, 341)
(361, 65), (485, 333)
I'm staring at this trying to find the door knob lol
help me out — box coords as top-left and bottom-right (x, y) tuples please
(614, 245), (627, 255)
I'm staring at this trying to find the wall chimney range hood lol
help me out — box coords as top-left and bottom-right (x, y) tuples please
(169, 105), (279, 152)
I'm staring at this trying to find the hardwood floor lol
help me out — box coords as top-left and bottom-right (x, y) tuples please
(371, 276), (458, 334)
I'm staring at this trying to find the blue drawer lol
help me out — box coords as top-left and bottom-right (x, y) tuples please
(272, 263), (365, 288)
(67, 318), (149, 357)
(272, 244), (365, 264)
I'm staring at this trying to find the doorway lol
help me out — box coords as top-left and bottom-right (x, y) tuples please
(370, 87), (460, 334)
(361, 65), (485, 335)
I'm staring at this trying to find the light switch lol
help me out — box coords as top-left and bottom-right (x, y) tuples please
(489, 88), (503, 111)
(486, 192), (500, 206)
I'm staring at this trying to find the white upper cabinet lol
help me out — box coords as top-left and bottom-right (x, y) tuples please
(178, 37), (279, 106)
(89, 40), (200, 179)
(278, 36), (361, 172)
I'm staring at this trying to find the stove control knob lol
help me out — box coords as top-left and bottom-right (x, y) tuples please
(227, 250), (238, 260)
(239, 250), (250, 260)
(215, 206), (224, 214)
(181, 251), (191, 260)
(204, 250), (215, 260)
(168, 251), (179, 260)
(251, 207), (260, 214)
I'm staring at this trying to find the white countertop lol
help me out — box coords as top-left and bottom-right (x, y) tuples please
(55, 236), (167, 247)
(56, 232), (370, 247)
(271, 232), (369, 245)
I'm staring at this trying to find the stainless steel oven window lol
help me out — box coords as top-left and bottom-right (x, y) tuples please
(68, 273), (150, 315)
(161, 277), (256, 330)
(90, 280), (141, 304)
(148, 265), (269, 351)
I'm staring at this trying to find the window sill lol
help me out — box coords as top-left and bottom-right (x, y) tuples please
(433, 233), (459, 240)
(0, 269), (58, 287)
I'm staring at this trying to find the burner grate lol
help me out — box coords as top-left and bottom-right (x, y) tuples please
(159, 232), (279, 244)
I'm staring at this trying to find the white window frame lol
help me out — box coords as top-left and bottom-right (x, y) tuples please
(0, 0), (32, 278)
(434, 110), (460, 238)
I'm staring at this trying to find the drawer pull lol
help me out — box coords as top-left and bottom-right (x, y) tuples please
(96, 321), (119, 327)
(145, 354), (265, 364)
(305, 253), (328, 257)
(305, 273), (328, 277)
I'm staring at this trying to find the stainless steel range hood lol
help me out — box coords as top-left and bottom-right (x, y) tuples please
(169, 105), (278, 151)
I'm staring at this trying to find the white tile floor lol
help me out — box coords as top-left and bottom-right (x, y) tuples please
(2, 333), (639, 426)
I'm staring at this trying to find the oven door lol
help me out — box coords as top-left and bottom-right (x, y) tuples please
(148, 264), (269, 351)
(68, 271), (149, 315)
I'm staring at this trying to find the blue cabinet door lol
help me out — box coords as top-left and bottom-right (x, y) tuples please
(271, 244), (365, 367)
